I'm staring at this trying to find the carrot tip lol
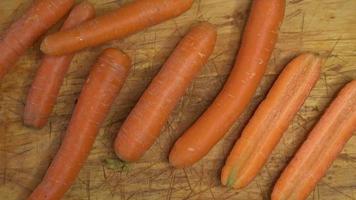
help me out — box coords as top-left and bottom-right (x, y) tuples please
(40, 38), (49, 54)
(23, 110), (47, 129)
(23, 120), (46, 129)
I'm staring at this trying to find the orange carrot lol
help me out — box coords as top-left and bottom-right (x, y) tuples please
(27, 48), (131, 200)
(271, 80), (356, 200)
(114, 22), (217, 162)
(40, 0), (194, 56)
(0, 0), (75, 80)
(169, 0), (286, 168)
(221, 53), (322, 189)
(24, 2), (96, 129)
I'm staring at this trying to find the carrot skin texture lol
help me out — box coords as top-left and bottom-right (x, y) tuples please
(41, 0), (194, 56)
(221, 53), (322, 189)
(0, 0), (75, 80)
(114, 22), (217, 162)
(27, 48), (131, 200)
(23, 2), (96, 128)
(272, 80), (356, 200)
(169, 0), (286, 168)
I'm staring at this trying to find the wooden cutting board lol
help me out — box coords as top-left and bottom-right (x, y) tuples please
(0, 0), (355, 199)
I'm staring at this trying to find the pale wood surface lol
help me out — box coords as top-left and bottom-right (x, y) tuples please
(0, 0), (355, 199)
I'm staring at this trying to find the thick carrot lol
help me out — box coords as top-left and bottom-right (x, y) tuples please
(221, 53), (322, 189)
(27, 48), (131, 200)
(23, 2), (96, 129)
(271, 80), (356, 200)
(0, 0), (75, 80)
(40, 0), (194, 56)
(114, 22), (217, 162)
(169, 0), (286, 168)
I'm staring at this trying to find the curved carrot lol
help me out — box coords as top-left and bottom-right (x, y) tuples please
(169, 0), (286, 168)
(221, 53), (322, 189)
(0, 0), (75, 80)
(114, 22), (217, 162)
(27, 48), (131, 200)
(24, 2), (96, 129)
(271, 80), (356, 200)
(40, 0), (194, 56)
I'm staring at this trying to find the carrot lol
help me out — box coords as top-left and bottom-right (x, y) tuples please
(0, 0), (75, 80)
(27, 48), (131, 200)
(169, 0), (286, 168)
(23, 2), (96, 129)
(221, 53), (322, 189)
(40, 0), (194, 56)
(114, 22), (217, 162)
(271, 80), (356, 200)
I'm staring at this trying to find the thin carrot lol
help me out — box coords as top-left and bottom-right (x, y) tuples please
(114, 22), (217, 162)
(40, 0), (194, 56)
(0, 0), (75, 80)
(169, 0), (286, 168)
(27, 48), (131, 200)
(221, 53), (322, 189)
(271, 80), (356, 200)
(24, 2), (96, 129)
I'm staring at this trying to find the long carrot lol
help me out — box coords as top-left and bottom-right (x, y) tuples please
(0, 0), (75, 80)
(221, 53), (322, 189)
(169, 0), (286, 168)
(40, 0), (194, 56)
(24, 2), (96, 129)
(271, 80), (356, 200)
(27, 48), (131, 200)
(114, 22), (217, 162)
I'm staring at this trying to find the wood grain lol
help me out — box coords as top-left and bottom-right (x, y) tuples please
(0, 0), (355, 199)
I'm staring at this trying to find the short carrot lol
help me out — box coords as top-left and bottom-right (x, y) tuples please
(114, 22), (217, 162)
(271, 80), (356, 200)
(0, 0), (75, 80)
(27, 48), (131, 200)
(221, 53), (322, 189)
(169, 0), (286, 168)
(24, 2), (96, 129)
(40, 0), (194, 56)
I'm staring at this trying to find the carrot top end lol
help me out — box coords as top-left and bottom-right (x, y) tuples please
(103, 158), (130, 172)
(226, 166), (237, 187)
